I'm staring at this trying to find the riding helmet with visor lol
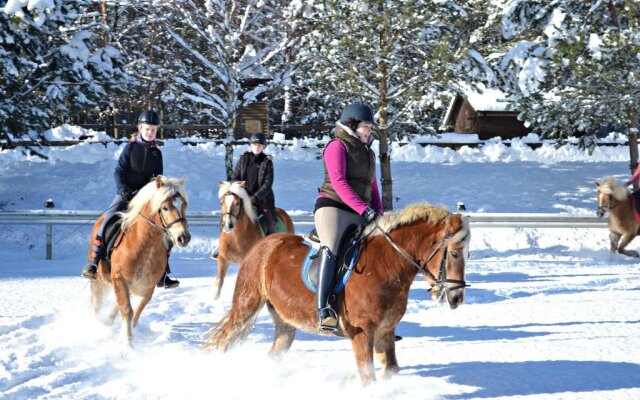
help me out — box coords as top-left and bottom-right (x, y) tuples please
(138, 110), (161, 126)
(249, 133), (267, 145)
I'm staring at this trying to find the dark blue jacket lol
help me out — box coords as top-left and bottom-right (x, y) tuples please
(114, 139), (163, 196)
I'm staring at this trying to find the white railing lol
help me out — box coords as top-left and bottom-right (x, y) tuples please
(0, 209), (607, 259)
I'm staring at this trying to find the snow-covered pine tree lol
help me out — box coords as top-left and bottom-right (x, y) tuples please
(494, 0), (640, 171)
(0, 0), (129, 148)
(296, 0), (473, 210)
(149, 0), (294, 179)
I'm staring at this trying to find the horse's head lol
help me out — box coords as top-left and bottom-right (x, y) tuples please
(156, 176), (191, 247)
(218, 180), (257, 233)
(370, 203), (470, 310)
(120, 176), (191, 248)
(426, 212), (470, 309)
(596, 176), (628, 218)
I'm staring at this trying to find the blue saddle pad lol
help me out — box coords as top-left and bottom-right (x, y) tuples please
(300, 239), (359, 294)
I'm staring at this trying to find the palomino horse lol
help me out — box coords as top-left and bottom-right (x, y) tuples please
(89, 176), (191, 344)
(205, 203), (470, 384)
(212, 180), (294, 299)
(596, 176), (640, 257)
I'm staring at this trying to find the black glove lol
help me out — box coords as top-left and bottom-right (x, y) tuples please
(363, 207), (378, 224)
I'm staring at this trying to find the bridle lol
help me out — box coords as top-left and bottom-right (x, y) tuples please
(140, 193), (188, 239)
(597, 190), (616, 216)
(219, 191), (243, 231)
(373, 221), (468, 300)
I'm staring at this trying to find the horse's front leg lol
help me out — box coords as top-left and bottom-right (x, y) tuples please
(374, 329), (400, 379)
(112, 275), (134, 345)
(351, 329), (376, 385)
(609, 231), (621, 252)
(617, 234), (639, 257)
(132, 286), (155, 328)
(214, 256), (230, 300)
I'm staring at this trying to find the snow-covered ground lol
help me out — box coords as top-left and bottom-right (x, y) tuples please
(1, 126), (639, 399)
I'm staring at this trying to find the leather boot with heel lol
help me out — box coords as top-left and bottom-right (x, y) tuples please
(81, 236), (104, 280)
(316, 246), (338, 331)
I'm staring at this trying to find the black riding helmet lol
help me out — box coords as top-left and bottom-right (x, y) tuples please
(249, 133), (267, 145)
(138, 110), (161, 126)
(339, 102), (375, 126)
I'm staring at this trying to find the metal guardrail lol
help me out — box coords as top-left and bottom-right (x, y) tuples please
(0, 210), (607, 259)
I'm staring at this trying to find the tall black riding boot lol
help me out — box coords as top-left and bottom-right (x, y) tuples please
(316, 246), (338, 331)
(81, 236), (104, 280)
(158, 253), (179, 289)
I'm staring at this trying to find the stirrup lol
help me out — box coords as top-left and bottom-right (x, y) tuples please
(318, 307), (338, 331)
(81, 263), (97, 280)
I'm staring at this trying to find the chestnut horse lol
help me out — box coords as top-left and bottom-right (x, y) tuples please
(89, 176), (191, 345)
(205, 203), (470, 384)
(212, 180), (294, 299)
(596, 176), (640, 257)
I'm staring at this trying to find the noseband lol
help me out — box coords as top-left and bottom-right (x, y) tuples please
(375, 223), (468, 296)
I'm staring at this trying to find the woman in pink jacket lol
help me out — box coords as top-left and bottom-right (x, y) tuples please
(313, 102), (384, 331)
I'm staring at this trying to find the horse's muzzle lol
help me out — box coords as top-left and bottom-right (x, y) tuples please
(176, 230), (191, 247)
(596, 207), (605, 218)
(431, 287), (465, 309)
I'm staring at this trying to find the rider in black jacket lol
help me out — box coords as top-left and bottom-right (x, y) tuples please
(231, 133), (276, 234)
(81, 110), (179, 288)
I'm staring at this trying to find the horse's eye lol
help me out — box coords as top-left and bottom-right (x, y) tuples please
(162, 205), (170, 211)
(450, 250), (460, 260)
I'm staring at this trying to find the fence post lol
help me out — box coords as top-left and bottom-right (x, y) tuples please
(44, 199), (55, 260)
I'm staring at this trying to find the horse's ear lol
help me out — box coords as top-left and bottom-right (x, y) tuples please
(239, 181), (247, 188)
(180, 176), (186, 185)
(156, 175), (164, 188)
(219, 180), (227, 188)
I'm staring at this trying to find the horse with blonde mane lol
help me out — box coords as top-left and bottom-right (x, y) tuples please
(212, 180), (294, 299)
(205, 203), (470, 384)
(596, 175), (640, 257)
(89, 176), (191, 344)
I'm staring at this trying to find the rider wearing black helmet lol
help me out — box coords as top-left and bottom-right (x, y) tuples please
(81, 110), (179, 288)
(230, 132), (276, 235)
(312, 101), (383, 331)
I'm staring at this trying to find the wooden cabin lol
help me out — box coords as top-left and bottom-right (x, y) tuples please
(234, 101), (269, 139)
(442, 91), (531, 140)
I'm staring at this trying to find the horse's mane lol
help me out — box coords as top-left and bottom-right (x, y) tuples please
(119, 176), (188, 231)
(218, 181), (257, 223)
(365, 203), (470, 246)
(597, 175), (629, 200)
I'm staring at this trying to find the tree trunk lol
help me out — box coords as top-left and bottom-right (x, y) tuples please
(377, 0), (393, 211)
(629, 107), (639, 184)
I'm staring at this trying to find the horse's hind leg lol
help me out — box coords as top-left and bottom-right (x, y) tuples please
(91, 279), (114, 324)
(610, 231), (621, 252)
(617, 234), (639, 257)
(266, 302), (297, 356)
(374, 329), (399, 379)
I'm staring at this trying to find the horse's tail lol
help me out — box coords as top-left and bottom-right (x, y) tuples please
(203, 307), (261, 352)
(276, 208), (295, 234)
